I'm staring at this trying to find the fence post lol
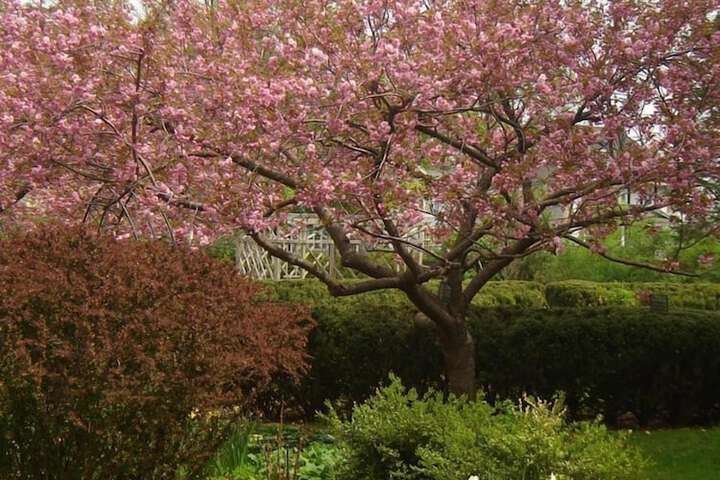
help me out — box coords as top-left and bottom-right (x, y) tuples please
(272, 253), (281, 280)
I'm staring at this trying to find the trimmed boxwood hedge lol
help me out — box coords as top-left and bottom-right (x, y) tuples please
(473, 307), (720, 426)
(629, 282), (720, 310)
(261, 281), (442, 416)
(265, 280), (720, 426)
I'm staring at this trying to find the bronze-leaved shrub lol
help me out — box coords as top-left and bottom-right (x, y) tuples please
(0, 225), (313, 480)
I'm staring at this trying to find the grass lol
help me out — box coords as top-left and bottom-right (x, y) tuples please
(630, 427), (720, 480)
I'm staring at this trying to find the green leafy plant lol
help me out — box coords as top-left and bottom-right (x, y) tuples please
(207, 423), (340, 480)
(208, 424), (259, 479)
(324, 376), (645, 480)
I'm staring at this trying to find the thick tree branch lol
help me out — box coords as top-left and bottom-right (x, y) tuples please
(230, 154), (299, 189)
(264, 197), (297, 217)
(415, 124), (498, 169)
(313, 206), (398, 279)
(207, 148), (403, 281)
(249, 231), (337, 283)
(248, 231), (403, 295)
(404, 282), (458, 332)
(462, 237), (537, 305)
(156, 192), (207, 211)
(191, 151), (299, 189)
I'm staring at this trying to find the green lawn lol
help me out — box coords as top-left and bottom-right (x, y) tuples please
(630, 427), (720, 479)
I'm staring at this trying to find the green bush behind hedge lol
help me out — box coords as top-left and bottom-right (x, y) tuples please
(267, 278), (720, 310)
(545, 280), (720, 309)
(265, 279), (547, 309)
(264, 280), (720, 425)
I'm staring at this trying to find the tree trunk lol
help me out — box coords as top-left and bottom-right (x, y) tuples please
(440, 325), (477, 399)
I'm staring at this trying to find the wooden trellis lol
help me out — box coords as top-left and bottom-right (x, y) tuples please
(234, 213), (434, 280)
(235, 236), (366, 280)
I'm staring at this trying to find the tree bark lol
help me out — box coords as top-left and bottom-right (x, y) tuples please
(440, 324), (477, 399)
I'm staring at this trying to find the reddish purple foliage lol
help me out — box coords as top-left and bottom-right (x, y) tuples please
(0, 225), (313, 479)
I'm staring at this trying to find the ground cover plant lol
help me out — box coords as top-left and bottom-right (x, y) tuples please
(207, 423), (340, 480)
(2, 0), (719, 397)
(0, 226), (312, 479)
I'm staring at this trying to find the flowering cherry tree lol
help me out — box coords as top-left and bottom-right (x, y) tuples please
(2, 0), (718, 394)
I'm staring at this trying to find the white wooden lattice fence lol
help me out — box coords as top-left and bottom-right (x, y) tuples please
(234, 213), (433, 280)
(235, 236), (367, 280)
(235, 236), (432, 280)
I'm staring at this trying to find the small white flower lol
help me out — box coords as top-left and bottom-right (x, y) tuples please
(550, 474), (557, 480)
(468, 476), (479, 480)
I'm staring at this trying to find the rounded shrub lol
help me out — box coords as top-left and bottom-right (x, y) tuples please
(0, 225), (313, 480)
(325, 376), (644, 480)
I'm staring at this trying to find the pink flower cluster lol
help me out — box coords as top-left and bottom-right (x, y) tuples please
(0, 0), (717, 258)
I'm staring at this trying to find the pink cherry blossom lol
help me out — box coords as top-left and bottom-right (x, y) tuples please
(1, 0), (718, 395)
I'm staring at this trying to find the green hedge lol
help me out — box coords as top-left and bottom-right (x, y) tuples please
(545, 280), (720, 309)
(471, 280), (547, 307)
(264, 281), (720, 425)
(473, 307), (720, 426)
(262, 283), (442, 416)
(267, 278), (720, 310)
(630, 282), (720, 310)
(265, 279), (547, 309)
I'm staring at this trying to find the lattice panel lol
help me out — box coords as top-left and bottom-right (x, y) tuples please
(235, 233), (434, 280)
(235, 237), (351, 280)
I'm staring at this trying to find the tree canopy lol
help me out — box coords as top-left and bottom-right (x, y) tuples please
(2, 0), (718, 394)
